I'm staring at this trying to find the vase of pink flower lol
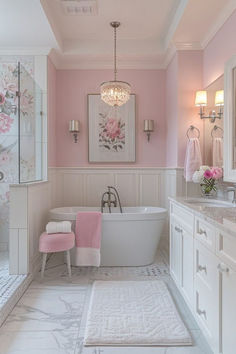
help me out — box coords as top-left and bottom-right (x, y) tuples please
(192, 166), (223, 197)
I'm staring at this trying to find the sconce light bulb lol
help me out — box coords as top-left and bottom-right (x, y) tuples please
(215, 90), (224, 106)
(195, 90), (207, 106)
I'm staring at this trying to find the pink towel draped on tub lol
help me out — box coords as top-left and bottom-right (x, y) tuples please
(75, 212), (102, 267)
(184, 137), (202, 182)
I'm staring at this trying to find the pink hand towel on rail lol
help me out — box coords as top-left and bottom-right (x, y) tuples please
(75, 212), (102, 267)
(212, 137), (223, 167)
(184, 137), (202, 182)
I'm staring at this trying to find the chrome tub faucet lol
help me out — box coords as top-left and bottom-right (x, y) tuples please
(101, 186), (123, 213)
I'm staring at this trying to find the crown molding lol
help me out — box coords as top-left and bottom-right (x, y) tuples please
(163, 41), (203, 69)
(0, 47), (52, 56)
(201, 0), (236, 49)
(40, 0), (64, 50)
(174, 42), (202, 50)
(163, 0), (189, 51)
(162, 45), (177, 69)
(50, 41), (204, 70)
(49, 49), (166, 70)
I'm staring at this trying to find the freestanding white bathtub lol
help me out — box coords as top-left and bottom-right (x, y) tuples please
(49, 206), (167, 266)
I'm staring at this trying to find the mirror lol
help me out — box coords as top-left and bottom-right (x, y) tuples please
(203, 75), (224, 167)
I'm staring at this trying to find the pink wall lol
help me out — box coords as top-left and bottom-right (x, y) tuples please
(166, 54), (178, 167)
(204, 9), (236, 88)
(165, 51), (203, 167)
(55, 69), (166, 167)
(177, 50), (203, 167)
(47, 57), (57, 167)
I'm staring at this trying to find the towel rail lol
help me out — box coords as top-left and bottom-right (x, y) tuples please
(211, 125), (223, 138)
(186, 125), (200, 140)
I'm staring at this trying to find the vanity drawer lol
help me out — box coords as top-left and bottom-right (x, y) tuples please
(170, 203), (194, 232)
(216, 230), (236, 271)
(195, 240), (219, 290)
(195, 276), (219, 352)
(195, 217), (216, 252)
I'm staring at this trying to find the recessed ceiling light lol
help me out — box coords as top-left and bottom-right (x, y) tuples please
(60, 0), (98, 16)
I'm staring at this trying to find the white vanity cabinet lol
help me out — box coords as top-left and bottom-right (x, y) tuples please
(220, 265), (236, 354)
(170, 200), (236, 354)
(216, 229), (236, 354)
(170, 203), (194, 310)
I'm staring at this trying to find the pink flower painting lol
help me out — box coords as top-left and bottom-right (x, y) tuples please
(0, 113), (14, 133)
(99, 114), (125, 152)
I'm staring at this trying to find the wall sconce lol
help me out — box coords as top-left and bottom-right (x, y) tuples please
(195, 90), (224, 123)
(143, 119), (154, 142)
(69, 120), (80, 143)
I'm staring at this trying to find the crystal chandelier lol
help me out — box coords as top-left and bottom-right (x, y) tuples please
(100, 21), (131, 107)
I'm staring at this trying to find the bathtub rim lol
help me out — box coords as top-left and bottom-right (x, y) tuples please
(49, 206), (167, 221)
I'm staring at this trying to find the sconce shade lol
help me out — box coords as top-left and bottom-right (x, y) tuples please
(195, 90), (207, 106)
(215, 90), (224, 106)
(144, 119), (154, 132)
(69, 120), (80, 132)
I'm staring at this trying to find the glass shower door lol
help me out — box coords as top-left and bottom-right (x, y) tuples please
(19, 63), (43, 183)
(0, 61), (19, 276)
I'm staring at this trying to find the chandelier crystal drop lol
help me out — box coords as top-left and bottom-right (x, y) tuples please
(100, 21), (131, 107)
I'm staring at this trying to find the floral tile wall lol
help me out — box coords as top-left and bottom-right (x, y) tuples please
(0, 56), (36, 250)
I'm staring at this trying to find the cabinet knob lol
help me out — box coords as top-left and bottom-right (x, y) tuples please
(198, 265), (207, 272)
(197, 308), (206, 318)
(199, 228), (207, 236)
(175, 226), (182, 233)
(217, 263), (229, 273)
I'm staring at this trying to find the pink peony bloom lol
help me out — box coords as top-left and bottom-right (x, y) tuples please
(211, 167), (223, 180)
(105, 118), (121, 139)
(0, 92), (5, 105)
(0, 113), (14, 133)
(204, 169), (213, 179)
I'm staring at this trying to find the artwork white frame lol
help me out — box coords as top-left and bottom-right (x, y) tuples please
(88, 94), (136, 162)
(224, 55), (236, 182)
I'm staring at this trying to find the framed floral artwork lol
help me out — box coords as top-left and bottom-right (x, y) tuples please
(88, 94), (136, 162)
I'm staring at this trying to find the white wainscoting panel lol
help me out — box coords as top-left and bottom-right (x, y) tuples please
(28, 181), (52, 274)
(139, 173), (161, 206)
(49, 167), (186, 210)
(9, 181), (51, 275)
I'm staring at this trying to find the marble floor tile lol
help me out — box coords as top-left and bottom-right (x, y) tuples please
(2, 287), (87, 332)
(0, 250), (213, 354)
(0, 330), (78, 354)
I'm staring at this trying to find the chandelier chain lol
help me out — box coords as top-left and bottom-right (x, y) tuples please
(114, 25), (117, 81)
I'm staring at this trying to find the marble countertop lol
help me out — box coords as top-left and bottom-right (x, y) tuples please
(169, 197), (236, 237)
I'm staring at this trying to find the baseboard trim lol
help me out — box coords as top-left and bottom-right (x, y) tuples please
(0, 274), (33, 327)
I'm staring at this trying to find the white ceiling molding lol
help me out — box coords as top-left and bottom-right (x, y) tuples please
(163, 0), (189, 51)
(49, 49), (166, 70)
(175, 42), (202, 50)
(162, 45), (177, 69)
(162, 41), (203, 69)
(201, 0), (236, 49)
(40, 0), (64, 50)
(0, 47), (52, 56)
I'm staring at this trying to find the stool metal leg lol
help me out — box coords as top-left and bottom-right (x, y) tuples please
(41, 253), (47, 279)
(66, 250), (72, 278)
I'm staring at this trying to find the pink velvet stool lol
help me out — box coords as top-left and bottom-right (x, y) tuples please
(39, 232), (75, 279)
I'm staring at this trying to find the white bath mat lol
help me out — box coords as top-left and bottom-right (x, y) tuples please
(84, 280), (192, 346)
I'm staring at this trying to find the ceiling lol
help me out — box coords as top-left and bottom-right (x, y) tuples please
(0, 0), (235, 69)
